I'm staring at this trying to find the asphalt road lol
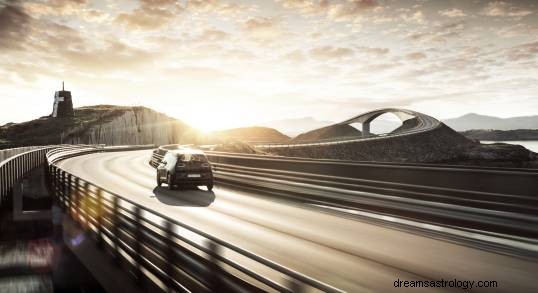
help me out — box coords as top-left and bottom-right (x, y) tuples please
(58, 150), (538, 292)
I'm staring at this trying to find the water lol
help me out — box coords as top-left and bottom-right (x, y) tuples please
(481, 140), (538, 153)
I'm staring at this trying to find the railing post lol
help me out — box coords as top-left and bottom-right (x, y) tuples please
(285, 279), (306, 293)
(164, 221), (176, 290)
(133, 206), (144, 285)
(82, 181), (89, 229)
(61, 171), (66, 210)
(67, 174), (72, 213)
(207, 241), (223, 291)
(112, 196), (121, 265)
(73, 177), (80, 223)
(96, 189), (103, 249)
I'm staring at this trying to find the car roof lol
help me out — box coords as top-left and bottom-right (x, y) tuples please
(167, 148), (206, 156)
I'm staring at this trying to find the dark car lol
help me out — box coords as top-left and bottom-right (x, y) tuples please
(156, 149), (214, 191)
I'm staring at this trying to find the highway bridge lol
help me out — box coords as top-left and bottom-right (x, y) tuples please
(254, 108), (441, 148)
(2, 144), (538, 292)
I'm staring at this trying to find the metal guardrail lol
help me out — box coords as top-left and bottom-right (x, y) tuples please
(0, 145), (94, 206)
(150, 149), (538, 241)
(0, 146), (48, 162)
(212, 163), (538, 238)
(203, 152), (538, 198)
(50, 148), (342, 292)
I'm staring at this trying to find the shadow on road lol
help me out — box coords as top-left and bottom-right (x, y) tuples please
(152, 186), (215, 207)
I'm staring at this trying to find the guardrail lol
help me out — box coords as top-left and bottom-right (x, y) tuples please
(0, 146), (48, 162)
(204, 152), (538, 198)
(50, 148), (342, 292)
(0, 145), (95, 206)
(148, 149), (538, 240)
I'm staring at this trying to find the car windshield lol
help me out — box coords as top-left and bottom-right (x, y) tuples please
(178, 154), (207, 162)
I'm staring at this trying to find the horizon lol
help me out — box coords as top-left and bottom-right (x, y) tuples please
(1, 0), (537, 131)
(4, 100), (538, 132)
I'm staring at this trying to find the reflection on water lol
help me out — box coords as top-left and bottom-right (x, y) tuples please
(481, 140), (538, 153)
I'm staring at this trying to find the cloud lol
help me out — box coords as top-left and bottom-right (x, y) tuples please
(407, 21), (465, 43)
(505, 41), (538, 61)
(310, 45), (354, 60)
(114, 0), (182, 30)
(243, 17), (282, 39)
(60, 38), (156, 73)
(283, 49), (307, 63)
(0, 1), (31, 51)
(187, 0), (248, 15)
(328, 0), (380, 21)
(438, 8), (467, 18)
(278, 0), (379, 21)
(194, 29), (229, 42)
(496, 23), (538, 38)
(480, 1), (533, 17)
(163, 66), (235, 81)
(22, 0), (88, 16)
(277, 0), (329, 16)
(401, 10), (425, 23)
(406, 52), (427, 60)
(356, 46), (390, 56)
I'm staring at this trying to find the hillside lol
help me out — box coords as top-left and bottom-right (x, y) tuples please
(461, 129), (538, 141)
(269, 123), (538, 167)
(0, 105), (198, 149)
(391, 117), (419, 133)
(293, 124), (361, 142)
(210, 127), (290, 143)
(443, 113), (538, 131)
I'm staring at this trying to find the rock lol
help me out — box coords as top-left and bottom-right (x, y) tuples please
(0, 105), (196, 148)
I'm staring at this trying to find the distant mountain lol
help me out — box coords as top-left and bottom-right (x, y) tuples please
(257, 117), (334, 137)
(210, 127), (290, 143)
(443, 113), (538, 131)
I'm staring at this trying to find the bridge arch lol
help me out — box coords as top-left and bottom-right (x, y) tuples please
(337, 108), (439, 137)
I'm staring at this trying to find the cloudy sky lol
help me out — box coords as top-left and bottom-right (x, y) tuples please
(0, 0), (537, 130)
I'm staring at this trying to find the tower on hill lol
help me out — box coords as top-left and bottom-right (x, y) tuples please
(52, 81), (74, 118)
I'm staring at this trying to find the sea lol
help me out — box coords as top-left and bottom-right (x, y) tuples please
(481, 141), (538, 153)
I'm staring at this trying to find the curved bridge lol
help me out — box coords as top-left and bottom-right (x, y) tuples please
(256, 108), (441, 148)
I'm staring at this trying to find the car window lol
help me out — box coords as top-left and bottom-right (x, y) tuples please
(178, 154), (207, 162)
(164, 153), (177, 166)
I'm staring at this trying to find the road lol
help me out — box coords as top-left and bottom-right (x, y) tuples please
(57, 150), (538, 292)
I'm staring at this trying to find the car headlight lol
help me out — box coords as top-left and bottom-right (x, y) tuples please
(202, 163), (210, 168)
(176, 164), (186, 168)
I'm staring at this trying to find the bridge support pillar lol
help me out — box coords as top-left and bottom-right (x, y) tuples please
(362, 122), (371, 137)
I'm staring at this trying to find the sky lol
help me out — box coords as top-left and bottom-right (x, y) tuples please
(0, 0), (537, 131)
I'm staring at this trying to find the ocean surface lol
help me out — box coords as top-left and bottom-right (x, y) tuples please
(481, 140), (538, 153)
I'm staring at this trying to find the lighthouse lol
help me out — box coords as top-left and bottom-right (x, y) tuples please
(52, 82), (74, 118)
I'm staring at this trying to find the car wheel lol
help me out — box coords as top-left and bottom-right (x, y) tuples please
(156, 173), (162, 187)
(207, 182), (214, 191)
(167, 174), (175, 190)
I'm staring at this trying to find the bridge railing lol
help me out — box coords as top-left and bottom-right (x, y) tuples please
(49, 148), (342, 293)
(203, 151), (538, 197)
(0, 145), (95, 206)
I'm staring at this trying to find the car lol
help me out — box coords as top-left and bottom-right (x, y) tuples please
(156, 149), (214, 191)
